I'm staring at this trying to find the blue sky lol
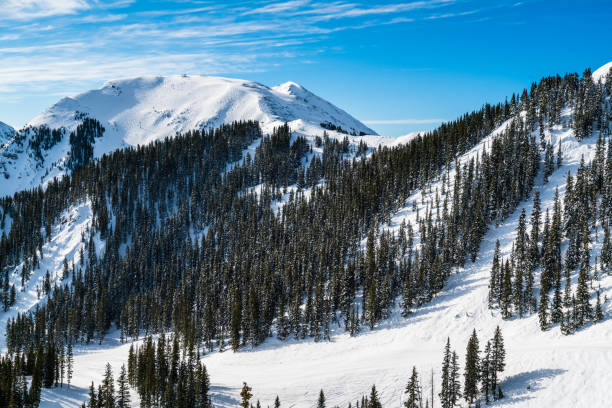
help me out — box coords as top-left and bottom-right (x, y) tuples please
(0, 0), (610, 136)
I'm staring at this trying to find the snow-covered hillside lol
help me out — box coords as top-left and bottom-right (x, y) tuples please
(0, 121), (15, 144)
(29, 101), (612, 408)
(0, 75), (376, 197)
(593, 61), (612, 83)
(1, 62), (611, 408)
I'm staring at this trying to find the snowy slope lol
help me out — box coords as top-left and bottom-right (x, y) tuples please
(593, 61), (612, 83)
(0, 75), (376, 197)
(0, 121), (14, 144)
(32, 105), (612, 408)
(4, 62), (612, 407)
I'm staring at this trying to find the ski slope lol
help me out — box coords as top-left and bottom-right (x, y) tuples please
(0, 75), (377, 197)
(1, 63), (611, 407)
(30, 98), (612, 408)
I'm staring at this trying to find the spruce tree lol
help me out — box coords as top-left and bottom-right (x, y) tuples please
(463, 329), (480, 404)
(594, 290), (604, 323)
(369, 385), (382, 408)
(240, 382), (253, 408)
(101, 363), (115, 408)
(66, 343), (74, 389)
(317, 389), (326, 408)
(439, 338), (452, 408)
(404, 366), (422, 408)
(116, 364), (130, 408)
(490, 327), (506, 399)
(480, 340), (492, 404)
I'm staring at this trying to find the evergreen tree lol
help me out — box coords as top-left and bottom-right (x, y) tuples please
(480, 340), (492, 404)
(241, 382), (253, 408)
(100, 363), (115, 408)
(463, 329), (480, 404)
(317, 389), (326, 408)
(404, 366), (422, 408)
(368, 385), (382, 408)
(490, 327), (506, 399)
(116, 364), (130, 408)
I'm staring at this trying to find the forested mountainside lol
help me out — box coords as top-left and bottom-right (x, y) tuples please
(0, 64), (610, 407)
(0, 76), (375, 198)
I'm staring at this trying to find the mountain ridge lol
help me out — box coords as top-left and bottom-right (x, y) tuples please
(0, 74), (376, 197)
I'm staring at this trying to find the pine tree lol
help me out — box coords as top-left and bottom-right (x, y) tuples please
(463, 329), (480, 404)
(480, 340), (492, 404)
(274, 395), (281, 408)
(450, 351), (461, 408)
(317, 389), (326, 408)
(439, 338), (452, 408)
(500, 260), (513, 318)
(88, 382), (97, 408)
(405, 366), (422, 408)
(575, 262), (592, 327)
(240, 382), (253, 408)
(490, 327), (506, 399)
(594, 290), (604, 323)
(489, 241), (501, 307)
(116, 364), (130, 408)
(369, 385), (382, 408)
(101, 362), (115, 408)
(538, 288), (548, 330)
(551, 269), (564, 324)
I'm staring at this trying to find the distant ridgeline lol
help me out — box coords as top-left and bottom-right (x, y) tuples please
(0, 68), (610, 372)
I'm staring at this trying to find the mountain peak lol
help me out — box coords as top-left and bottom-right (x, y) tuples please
(1, 74), (376, 197)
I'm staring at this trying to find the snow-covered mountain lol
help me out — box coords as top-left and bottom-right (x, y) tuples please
(0, 75), (376, 197)
(0, 121), (15, 144)
(1, 62), (611, 408)
(593, 61), (612, 83)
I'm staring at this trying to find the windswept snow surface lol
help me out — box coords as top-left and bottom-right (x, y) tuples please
(0, 75), (377, 197)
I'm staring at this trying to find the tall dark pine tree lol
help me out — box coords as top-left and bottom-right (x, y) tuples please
(369, 385), (382, 408)
(317, 389), (326, 408)
(490, 327), (506, 400)
(116, 364), (130, 408)
(489, 241), (501, 308)
(240, 382), (253, 408)
(463, 329), (480, 404)
(405, 366), (422, 408)
(480, 340), (492, 404)
(439, 338), (452, 408)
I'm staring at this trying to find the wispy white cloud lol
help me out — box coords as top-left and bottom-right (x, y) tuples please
(0, 0), (90, 20)
(79, 13), (127, 23)
(242, 0), (311, 15)
(0, 0), (490, 103)
(425, 9), (478, 20)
